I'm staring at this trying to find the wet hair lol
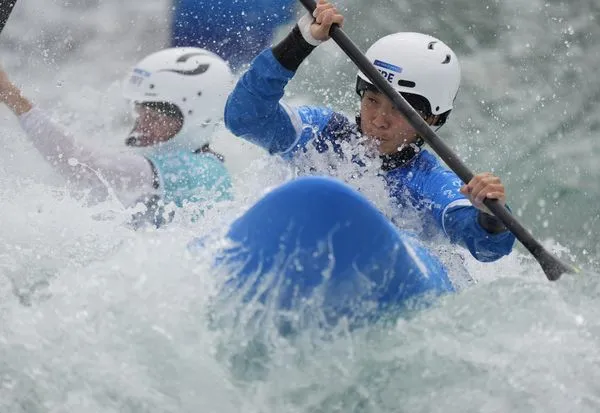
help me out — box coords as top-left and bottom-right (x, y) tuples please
(140, 101), (184, 120)
(355, 77), (450, 127)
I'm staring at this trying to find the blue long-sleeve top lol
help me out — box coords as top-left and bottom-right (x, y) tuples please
(225, 49), (515, 262)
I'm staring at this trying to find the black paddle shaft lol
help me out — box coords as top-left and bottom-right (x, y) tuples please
(297, 0), (577, 281)
(0, 0), (18, 35)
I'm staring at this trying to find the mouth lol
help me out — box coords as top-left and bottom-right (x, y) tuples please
(369, 136), (390, 146)
(363, 130), (390, 143)
(125, 136), (140, 146)
(363, 131), (382, 141)
(125, 132), (150, 147)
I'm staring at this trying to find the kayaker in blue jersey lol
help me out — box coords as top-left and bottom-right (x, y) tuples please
(0, 47), (233, 228)
(225, 0), (516, 262)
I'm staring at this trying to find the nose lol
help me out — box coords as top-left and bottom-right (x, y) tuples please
(371, 108), (390, 129)
(132, 115), (149, 133)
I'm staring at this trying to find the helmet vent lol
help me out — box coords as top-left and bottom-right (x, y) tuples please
(442, 54), (451, 64)
(397, 79), (416, 88)
(427, 41), (437, 50)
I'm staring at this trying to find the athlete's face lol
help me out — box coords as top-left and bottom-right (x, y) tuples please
(359, 91), (435, 155)
(126, 104), (183, 147)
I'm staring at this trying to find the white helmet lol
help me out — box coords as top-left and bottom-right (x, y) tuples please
(357, 32), (461, 117)
(122, 47), (234, 151)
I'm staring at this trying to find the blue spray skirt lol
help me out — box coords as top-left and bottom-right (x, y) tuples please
(210, 177), (454, 329)
(170, 0), (295, 70)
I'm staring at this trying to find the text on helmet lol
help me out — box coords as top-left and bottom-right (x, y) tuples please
(373, 59), (402, 85)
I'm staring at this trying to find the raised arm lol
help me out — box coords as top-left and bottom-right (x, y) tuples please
(1, 68), (156, 206)
(225, 2), (345, 156)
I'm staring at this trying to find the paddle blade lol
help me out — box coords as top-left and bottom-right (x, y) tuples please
(536, 248), (579, 281)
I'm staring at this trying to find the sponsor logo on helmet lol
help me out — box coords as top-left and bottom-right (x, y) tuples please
(133, 68), (152, 77)
(129, 68), (151, 87)
(373, 59), (402, 85)
(129, 75), (144, 87)
(158, 52), (210, 76)
(175, 52), (208, 63)
(159, 64), (209, 76)
(373, 59), (402, 73)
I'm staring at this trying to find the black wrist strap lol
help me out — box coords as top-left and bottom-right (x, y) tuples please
(272, 25), (316, 71)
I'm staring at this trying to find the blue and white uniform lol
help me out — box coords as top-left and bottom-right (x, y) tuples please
(225, 49), (515, 262)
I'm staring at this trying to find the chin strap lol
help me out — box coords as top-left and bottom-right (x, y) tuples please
(355, 115), (424, 171)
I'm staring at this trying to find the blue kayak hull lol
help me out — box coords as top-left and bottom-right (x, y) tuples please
(211, 176), (454, 328)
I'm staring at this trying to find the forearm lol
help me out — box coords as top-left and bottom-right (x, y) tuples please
(2, 84), (33, 116)
(19, 106), (108, 175)
(272, 24), (317, 71)
(224, 24), (318, 154)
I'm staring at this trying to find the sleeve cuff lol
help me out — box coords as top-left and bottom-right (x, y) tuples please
(477, 210), (508, 234)
(271, 25), (316, 72)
